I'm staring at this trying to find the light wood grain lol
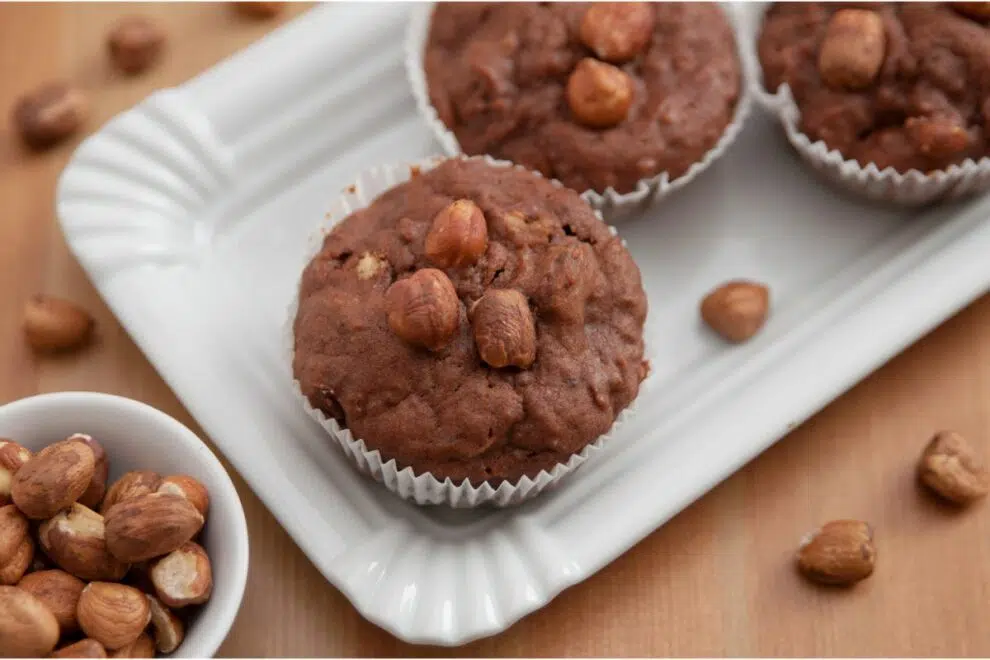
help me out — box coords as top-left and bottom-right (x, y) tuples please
(3, 3), (990, 656)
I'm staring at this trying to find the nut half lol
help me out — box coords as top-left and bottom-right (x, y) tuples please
(150, 541), (213, 608)
(147, 594), (185, 653)
(918, 430), (989, 505)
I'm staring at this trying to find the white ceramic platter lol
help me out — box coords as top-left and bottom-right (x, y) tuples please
(56, 2), (990, 647)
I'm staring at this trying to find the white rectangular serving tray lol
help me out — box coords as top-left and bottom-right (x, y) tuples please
(56, 2), (990, 646)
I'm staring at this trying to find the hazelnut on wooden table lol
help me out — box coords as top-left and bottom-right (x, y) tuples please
(23, 295), (95, 354)
(471, 289), (537, 369)
(918, 430), (989, 505)
(384, 268), (461, 351)
(796, 520), (876, 586)
(12, 83), (89, 150)
(700, 280), (770, 343)
(107, 16), (166, 75)
(580, 2), (655, 64)
(425, 199), (489, 269)
(232, 1), (284, 19)
(818, 9), (886, 90)
(0, 584), (60, 657)
(566, 57), (634, 129)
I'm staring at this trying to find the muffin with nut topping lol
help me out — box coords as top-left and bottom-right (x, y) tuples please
(291, 158), (648, 491)
(759, 2), (990, 174)
(419, 2), (742, 197)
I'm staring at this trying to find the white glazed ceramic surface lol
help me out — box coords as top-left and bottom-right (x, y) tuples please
(54, 2), (990, 647)
(0, 393), (249, 658)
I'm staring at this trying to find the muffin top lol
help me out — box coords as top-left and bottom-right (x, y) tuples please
(423, 2), (741, 195)
(292, 159), (648, 485)
(759, 2), (990, 173)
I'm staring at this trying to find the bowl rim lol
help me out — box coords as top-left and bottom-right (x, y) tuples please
(0, 391), (250, 658)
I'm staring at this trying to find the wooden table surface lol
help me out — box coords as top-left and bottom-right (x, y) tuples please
(3, 3), (990, 656)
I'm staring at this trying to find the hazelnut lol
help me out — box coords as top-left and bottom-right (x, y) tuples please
(51, 639), (108, 658)
(39, 503), (129, 582)
(77, 583), (151, 651)
(109, 633), (154, 659)
(0, 504), (29, 568)
(147, 595), (184, 653)
(68, 434), (110, 510)
(0, 439), (32, 506)
(952, 2), (990, 19)
(384, 269), (461, 351)
(700, 280), (770, 343)
(918, 431), (989, 505)
(156, 475), (210, 518)
(11, 439), (96, 520)
(580, 2), (654, 63)
(471, 289), (537, 369)
(425, 199), (489, 269)
(12, 83), (89, 150)
(107, 16), (165, 75)
(232, 1), (284, 19)
(566, 57), (634, 129)
(818, 9), (886, 90)
(0, 537), (33, 585)
(796, 520), (876, 586)
(101, 471), (162, 515)
(17, 569), (86, 635)
(23, 295), (95, 354)
(105, 492), (204, 563)
(150, 541), (213, 608)
(905, 115), (971, 160)
(0, 584), (60, 657)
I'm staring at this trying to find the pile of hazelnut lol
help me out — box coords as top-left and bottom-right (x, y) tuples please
(0, 435), (214, 658)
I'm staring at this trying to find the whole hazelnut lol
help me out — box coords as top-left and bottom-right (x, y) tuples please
(384, 269), (461, 351)
(580, 2), (655, 63)
(566, 57), (634, 129)
(471, 289), (537, 369)
(818, 9), (886, 90)
(700, 280), (770, 343)
(918, 431), (989, 505)
(107, 16), (166, 75)
(12, 83), (88, 150)
(425, 199), (489, 269)
(232, 2), (284, 19)
(796, 520), (876, 586)
(23, 295), (95, 354)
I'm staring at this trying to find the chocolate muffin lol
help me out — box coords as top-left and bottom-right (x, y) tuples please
(292, 159), (648, 485)
(422, 3), (742, 195)
(759, 3), (990, 173)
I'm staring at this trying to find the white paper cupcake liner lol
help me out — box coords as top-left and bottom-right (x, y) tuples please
(285, 155), (643, 508)
(742, 1), (990, 206)
(404, 2), (754, 220)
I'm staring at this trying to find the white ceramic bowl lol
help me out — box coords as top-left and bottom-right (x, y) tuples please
(0, 392), (249, 658)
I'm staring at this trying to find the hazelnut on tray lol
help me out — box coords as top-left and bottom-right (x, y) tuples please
(291, 157), (649, 505)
